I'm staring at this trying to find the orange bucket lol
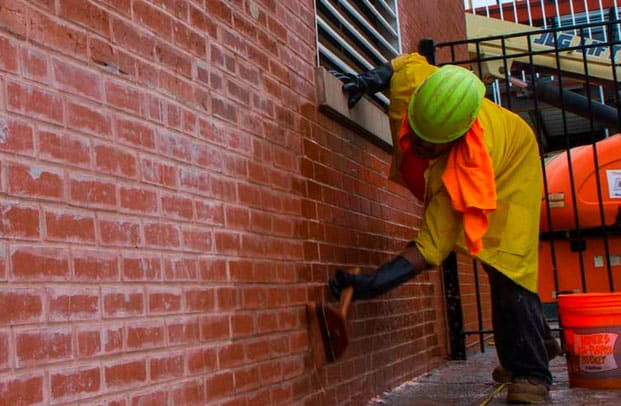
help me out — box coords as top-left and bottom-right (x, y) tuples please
(558, 293), (621, 389)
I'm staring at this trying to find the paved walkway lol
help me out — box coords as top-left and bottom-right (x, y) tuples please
(368, 350), (621, 405)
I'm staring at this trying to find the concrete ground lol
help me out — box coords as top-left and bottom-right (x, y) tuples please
(367, 350), (621, 405)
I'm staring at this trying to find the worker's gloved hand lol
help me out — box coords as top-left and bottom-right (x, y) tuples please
(330, 62), (394, 108)
(329, 255), (420, 301)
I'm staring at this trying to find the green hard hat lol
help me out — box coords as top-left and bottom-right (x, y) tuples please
(408, 65), (486, 144)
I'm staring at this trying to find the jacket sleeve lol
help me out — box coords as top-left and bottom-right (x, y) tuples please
(412, 159), (462, 266)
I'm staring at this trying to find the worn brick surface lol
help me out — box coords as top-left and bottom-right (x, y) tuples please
(0, 1), (468, 404)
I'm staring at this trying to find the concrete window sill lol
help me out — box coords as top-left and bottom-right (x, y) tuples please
(315, 67), (393, 151)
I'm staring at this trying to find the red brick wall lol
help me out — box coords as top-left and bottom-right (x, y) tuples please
(0, 1), (468, 404)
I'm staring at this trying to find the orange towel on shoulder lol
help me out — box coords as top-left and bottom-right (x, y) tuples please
(441, 118), (496, 255)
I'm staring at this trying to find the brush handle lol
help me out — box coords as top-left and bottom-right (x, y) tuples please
(339, 267), (360, 318)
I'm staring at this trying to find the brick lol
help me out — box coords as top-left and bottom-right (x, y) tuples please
(106, 397), (128, 406)
(122, 256), (161, 281)
(111, 17), (155, 59)
(141, 158), (178, 187)
(53, 58), (103, 100)
(39, 128), (90, 166)
(179, 169), (210, 194)
(161, 194), (194, 219)
(189, 6), (217, 37)
(198, 257), (227, 281)
(0, 288), (43, 325)
(67, 101), (111, 136)
(194, 200), (224, 225)
(76, 328), (101, 357)
(31, 0), (55, 11)
(200, 315), (230, 341)
(173, 21), (206, 58)
(6, 81), (64, 125)
(106, 0), (131, 17)
(130, 390), (167, 406)
(47, 287), (100, 321)
(246, 339), (270, 362)
(94, 143), (138, 178)
(30, 9), (87, 56)
(206, 372), (234, 401)
(0, 201), (40, 238)
(181, 228), (213, 252)
(102, 325), (124, 353)
(154, 40), (192, 77)
(147, 288), (182, 314)
(167, 317), (199, 344)
(214, 231), (241, 253)
(133, 1), (173, 39)
(125, 321), (165, 350)
(50, 366), (101, 401)
(0, 244), (6, 281)
(0, 116), (34, 155)
(184, 288), (215, 312)
(98, 217), (141, 247)
(70, 175), (117, 208)
(45, 210), (96, 242)
(212, 96), (238, 122)
(225, 206), (250, 229)
(216, 287), (237, 310)
(119, 186), (158, 213)
(144, 222), (180, 247)
(11, 246), (69, 281)
(0, 0), (28, 38)
(0, 329), (8, 370)
(15, 327), (72, 366)
(163, 257), (198, 280)
(115, 117), (155, 149)
(89, 36), (115, 67)
(73, 250), (119, 281)
(159, 70), (194, 103)
(259, 360), (281, 385)
(103, 289), (144, 318)
(234, 365), (260, 392)
(218, 343), (244, 369)
(0, 374), (44, 405)
(170, 380), (205, 406)
(8, 162), (64, 200)
(163, 102), (181, 129)
(104, 360), (147, 389)
(157, 130), (193, 161)
(106, 81), (142, 114)
(186, 347), (216, 374)
(59, 0), (110, 35)
(149, 353), (183, 381)
(231, 313), (254, 337)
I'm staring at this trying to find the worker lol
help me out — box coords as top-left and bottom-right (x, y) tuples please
(329, 53), (559, 404)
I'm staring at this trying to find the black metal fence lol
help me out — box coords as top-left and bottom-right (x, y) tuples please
(421, 17), (621, 359)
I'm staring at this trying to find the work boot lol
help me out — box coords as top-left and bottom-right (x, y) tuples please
(507, 377), (550, 404)
(492, 365), (512, 384)
(492, 337), (562, 384)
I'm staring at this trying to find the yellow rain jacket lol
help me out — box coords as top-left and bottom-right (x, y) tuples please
(388, 53), (543, 293)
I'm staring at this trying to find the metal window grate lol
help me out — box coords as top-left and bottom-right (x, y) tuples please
(315, 0), (401, 107)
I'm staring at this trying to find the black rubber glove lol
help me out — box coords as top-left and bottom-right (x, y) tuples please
(330, 62), (394, 108)
(329, 256), (420, 301)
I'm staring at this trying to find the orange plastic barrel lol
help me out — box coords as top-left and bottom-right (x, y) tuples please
(558, 293), (621, 389)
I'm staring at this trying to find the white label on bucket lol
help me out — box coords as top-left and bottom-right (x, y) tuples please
(607, 170), (621, 199)
(575, 333), (618, 373)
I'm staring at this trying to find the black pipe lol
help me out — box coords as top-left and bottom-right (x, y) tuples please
(534, 79), (620, 130)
